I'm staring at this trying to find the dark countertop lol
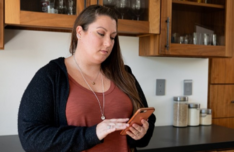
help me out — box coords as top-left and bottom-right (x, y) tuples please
(0, 125), (234, 152)
(137, 125), (234, 152)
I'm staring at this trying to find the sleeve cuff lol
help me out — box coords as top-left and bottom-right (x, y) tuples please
(85, 125), (103, 147)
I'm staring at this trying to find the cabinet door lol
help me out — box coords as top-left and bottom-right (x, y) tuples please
(139, 0), (234, 57)
(5, 0), (86, 29)
(210, 57), (234, 84)
(91, 0), (160, 35)
(213, 118), (234, 130)
(209, 85), (234, 118)
(0, 0), (4, 50)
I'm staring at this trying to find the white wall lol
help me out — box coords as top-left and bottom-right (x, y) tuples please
(0, 30), (208, 135)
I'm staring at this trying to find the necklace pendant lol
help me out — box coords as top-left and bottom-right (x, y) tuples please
(101, 115), (105, 120)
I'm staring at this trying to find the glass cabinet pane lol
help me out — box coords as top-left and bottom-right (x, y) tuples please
(103, 0), (149, 21)
(171, 0), (225, 46)
(20, 0), (77, 15)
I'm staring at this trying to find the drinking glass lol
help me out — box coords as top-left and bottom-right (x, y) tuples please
(179, 36), (184, 44)
(212, 34), (217, 46)
(130, 0), (145, 20)
(116, 0), (130, 19)
(203, 33), (209, 45)
(67, 0), (75, 15)
(193, 32), (197, 45)
(55, 0), (67, 14)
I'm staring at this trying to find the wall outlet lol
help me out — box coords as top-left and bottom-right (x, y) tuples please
(184, 80), (192, 95)
(156, 79), (166, 96)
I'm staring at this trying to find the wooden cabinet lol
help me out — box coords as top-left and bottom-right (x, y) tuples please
(86, 0), (160, 35)
(139, 0), (234, 57)
(210, 57), (234, 84)
(209, 84), (234, 129)
(5, 0), (85, 30)
(0, 0), (4, 50)
(213, 118), (234, 130)
(4, 0), (160, 35)
(208, 28), (234, 129)
(209, 85), (234, 118)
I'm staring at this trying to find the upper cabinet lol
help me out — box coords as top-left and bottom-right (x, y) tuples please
(5, 0), (85, 30)
(92, 0), (160, 35)
(0, 0), (4, 50)
(4, 0), (160, 35)
(139, 0), (234, 57)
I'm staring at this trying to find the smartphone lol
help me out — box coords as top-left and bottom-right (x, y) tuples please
(120, 107), (155, 135)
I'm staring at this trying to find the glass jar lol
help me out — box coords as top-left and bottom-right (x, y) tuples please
(173, 96), (188, 127)
(200, 109), (212, 125)
(188, 103), (200, 126)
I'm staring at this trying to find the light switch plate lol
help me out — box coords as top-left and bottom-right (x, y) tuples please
(156, 79), (166, 96)
(184, 80), (192, 95)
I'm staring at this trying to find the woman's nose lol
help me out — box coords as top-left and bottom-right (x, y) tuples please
(104, 37), (112, 47)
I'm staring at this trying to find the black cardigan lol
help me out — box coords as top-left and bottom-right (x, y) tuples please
(18, 57), (156, 152)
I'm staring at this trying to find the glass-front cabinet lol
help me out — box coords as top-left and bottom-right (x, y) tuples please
(5, 0), (85, 30)
(4, 0), (160, 35)
(139, 0), (234, 57)
(92, 0), (160, 35)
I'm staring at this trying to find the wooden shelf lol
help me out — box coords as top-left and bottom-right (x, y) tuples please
(19, 11), (76, 29)
(118, 19), (149, 34)
(169, 44), (226, 57)
(5, 12), (151, 35)
(172, 0), (225, 9)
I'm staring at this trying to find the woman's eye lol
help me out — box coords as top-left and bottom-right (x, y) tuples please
(110, 37), (115, 40)
(98, 32), (104, 36)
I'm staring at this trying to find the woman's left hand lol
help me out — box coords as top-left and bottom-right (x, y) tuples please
(126, 119), (149, 140)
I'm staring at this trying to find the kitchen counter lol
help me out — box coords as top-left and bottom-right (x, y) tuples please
(137, 125), (234, 152)
(0, 125), (234, 152)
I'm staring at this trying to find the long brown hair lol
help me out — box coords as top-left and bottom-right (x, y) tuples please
(69, 5), (144, 114)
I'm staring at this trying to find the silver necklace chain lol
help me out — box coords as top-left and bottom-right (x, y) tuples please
(85, 70), (100, 85)
(91, 71), (100, 85)
(73, 56), (105, 120)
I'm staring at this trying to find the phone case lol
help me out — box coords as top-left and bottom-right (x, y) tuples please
(120, 107), (155, 135)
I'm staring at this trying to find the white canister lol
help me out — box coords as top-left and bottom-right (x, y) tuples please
(188, 103), (200, 126)
(200, 109), (212, 125)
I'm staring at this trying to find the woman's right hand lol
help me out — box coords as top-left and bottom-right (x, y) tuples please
(96, 118), (129, 140)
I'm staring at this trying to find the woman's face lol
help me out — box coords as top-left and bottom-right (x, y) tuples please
(77, 15), (117, 64)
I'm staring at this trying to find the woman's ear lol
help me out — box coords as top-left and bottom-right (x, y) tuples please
(76, 26), (83, 39)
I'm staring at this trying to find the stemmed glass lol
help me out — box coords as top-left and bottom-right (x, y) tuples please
(130, 0), (145, 20)
(116, 0), (130, 19)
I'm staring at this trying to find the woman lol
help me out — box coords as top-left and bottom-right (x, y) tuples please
(18, 5), (156, 152)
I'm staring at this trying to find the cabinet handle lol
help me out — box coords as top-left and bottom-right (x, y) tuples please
(97, 0), (99, 5)
(165, 17), (170, 50)
(231, 101), (234, 103)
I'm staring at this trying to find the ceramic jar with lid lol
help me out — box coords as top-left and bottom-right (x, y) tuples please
(200, 108), (212, 125)
(188, 103), (200, 126)
(173, 96), (188, 127)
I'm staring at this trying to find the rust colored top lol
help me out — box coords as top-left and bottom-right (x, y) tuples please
(66, 75), (133, 152)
